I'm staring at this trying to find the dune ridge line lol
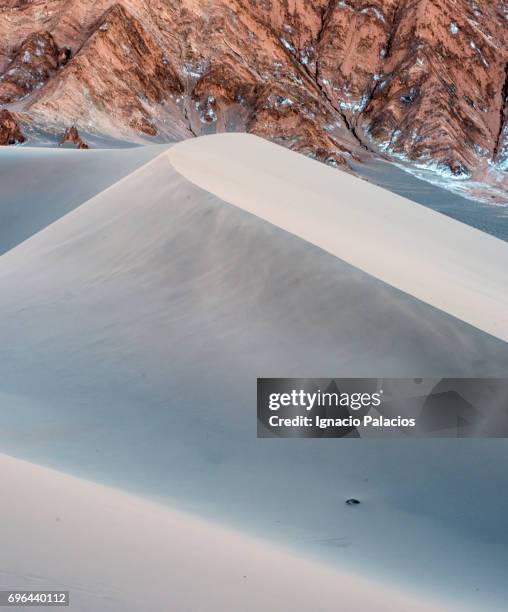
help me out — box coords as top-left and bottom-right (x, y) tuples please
(167, 133), (508, 343)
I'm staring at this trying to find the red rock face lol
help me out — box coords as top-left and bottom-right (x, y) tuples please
(0, 0), (507, 195)
(360, 0), (508, 177)
(26, 4), (188, 141)
(0, 109), (25, 145)
(0, 0), (362, 161)
(0, 31), (64, 103)
(496, 64), (508, 171)
(314, 2), (399, 123)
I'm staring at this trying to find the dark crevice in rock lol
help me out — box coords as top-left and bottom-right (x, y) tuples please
(356, 1), (408, 131)
(494, 61), (508, 160)
(311, 1), (366, 149)
(314, 58), (365, 148)
(182, 103), (197, 137)
(383, 0), (408, 61)
(316, 0), (337, 47)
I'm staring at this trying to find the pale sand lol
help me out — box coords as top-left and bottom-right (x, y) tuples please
(0, 453), (444, 612)
(0, 142), (507, 611)
(168, 133), (508, 342)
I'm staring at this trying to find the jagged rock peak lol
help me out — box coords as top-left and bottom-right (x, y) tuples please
(60, 126), (89, 149)
(0, 31), (66, 104)
(24, 2), (186, 141)
(0, 109), (25, 145)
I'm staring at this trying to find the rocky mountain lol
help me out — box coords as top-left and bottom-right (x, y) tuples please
(1, 0), (507, 201)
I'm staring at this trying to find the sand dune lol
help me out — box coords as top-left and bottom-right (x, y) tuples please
(0, 137), (507, 611)
(0, 144), (165, 255)
(0, 453), (447, 612)
(168, 133), (508, 343)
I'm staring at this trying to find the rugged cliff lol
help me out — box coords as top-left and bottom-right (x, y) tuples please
(0, 0), (507, 199)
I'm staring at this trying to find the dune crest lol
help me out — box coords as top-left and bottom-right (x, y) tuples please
(168, 133), (508, 342)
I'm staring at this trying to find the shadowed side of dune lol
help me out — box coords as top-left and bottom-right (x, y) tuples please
(0, 147), (507, 610)
(0, 145), (168, 255)
(168, 133), (508, 343)
(0, 453), (447, 612)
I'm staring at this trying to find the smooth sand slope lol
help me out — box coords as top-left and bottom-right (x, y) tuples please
(0, 454), (444, 612)
(168, 133), (508, 343)
(0, 138), (507, 611)
(0, 144), (166, 255)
